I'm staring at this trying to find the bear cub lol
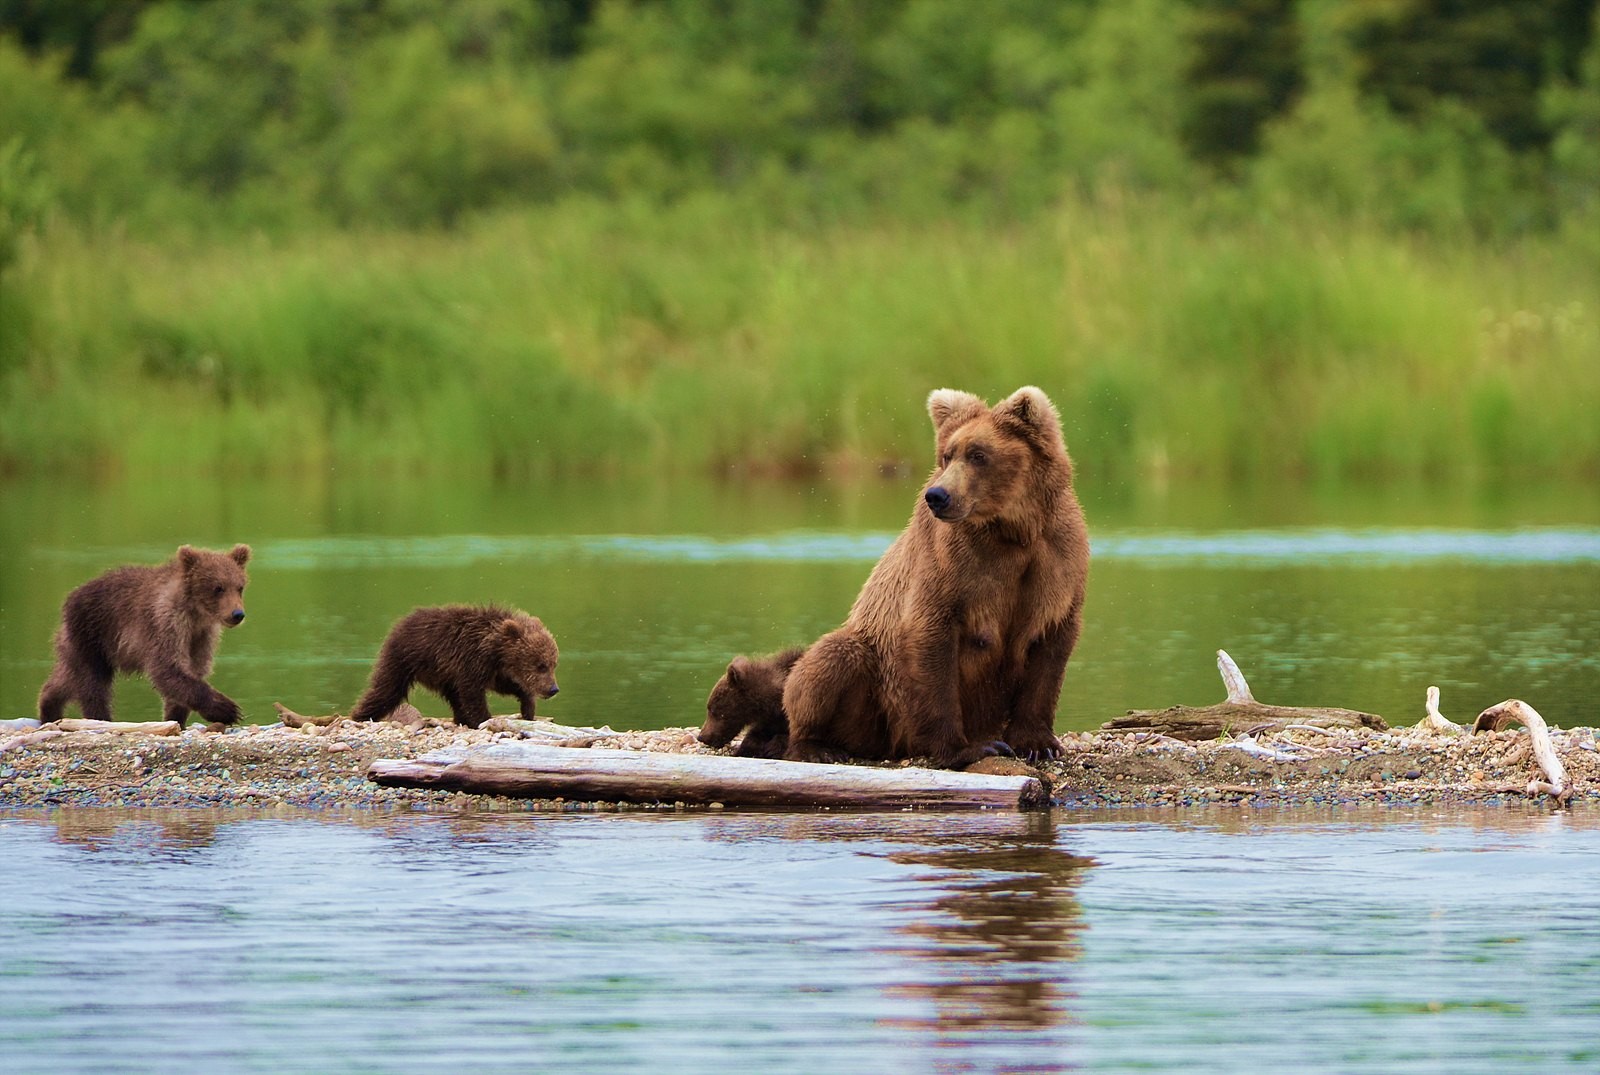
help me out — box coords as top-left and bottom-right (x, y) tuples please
(698, 647), (803, 759)
(38, 544), (252, 728)
(350, 605), (560, 728)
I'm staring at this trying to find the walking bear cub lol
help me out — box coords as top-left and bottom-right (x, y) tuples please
(782, 386), (1089, 769)
(349, 605), (560, 728)
(698, 647), (804, 759)
(38, 544), (252, 728)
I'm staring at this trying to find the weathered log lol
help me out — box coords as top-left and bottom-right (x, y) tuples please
(367, 742), (1049, 810)
(53, 719), (181, 737)
(1474, 699), (1571, 805)
(1103, 649), (1389, 740)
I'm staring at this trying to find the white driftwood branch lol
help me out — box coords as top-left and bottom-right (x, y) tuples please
(54, 719), (181, 737)
(1475, 699), (1570, 804)
(1216, 649), (1255, 704)
(1415, 686), (1464, 735)
(0, 729), (65, 753)
(368, 742), (1048, 810)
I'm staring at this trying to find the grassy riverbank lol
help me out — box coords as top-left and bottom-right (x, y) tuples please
(4, 192), (1595, 482)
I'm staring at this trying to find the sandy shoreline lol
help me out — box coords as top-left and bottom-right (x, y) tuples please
(2, 716), (1594, 812)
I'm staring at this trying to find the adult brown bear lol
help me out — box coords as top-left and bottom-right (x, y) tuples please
(782, 386), (1088, 769)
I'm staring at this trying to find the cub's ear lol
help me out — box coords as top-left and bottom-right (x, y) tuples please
(726, 655), (753, 688)
(499, 618), (526, 640)
(993, 386), (1063, 447)
(926, 389), (986, 435)
(776, 648), (805, 674)
(230, 544), (251, 567)
(178, 545), (200, 570)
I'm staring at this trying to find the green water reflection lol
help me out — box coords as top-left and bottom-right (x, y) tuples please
(1, 473), (1596, 732)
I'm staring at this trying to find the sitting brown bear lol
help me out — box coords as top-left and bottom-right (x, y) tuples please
(698, 647), (804, 759)
(38, 544), (252, 728)
(349, 605), (559, 728)
(783, 386), (1089, 769)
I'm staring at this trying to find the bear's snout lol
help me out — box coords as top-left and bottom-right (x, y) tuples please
(228, 609), (245, 626)
(545, 683), (560, 698)
(924, 486), (953, 516)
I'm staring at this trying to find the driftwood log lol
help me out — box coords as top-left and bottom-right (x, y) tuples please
(368, 742), (1049, 810)
(1414, 685), (1464, 735)
(1474, 699), (1572, 805)
(1102, 650), (1389, 740)
(53, 719), (181, 737)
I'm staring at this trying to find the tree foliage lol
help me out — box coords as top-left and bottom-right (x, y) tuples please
(0, 0), (1594, 236)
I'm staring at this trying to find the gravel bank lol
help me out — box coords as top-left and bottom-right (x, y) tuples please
(2, 718), (1595, 812)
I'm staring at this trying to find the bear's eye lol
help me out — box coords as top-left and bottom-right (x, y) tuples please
(213, 585), (225, 597)
(967, 448), (988, 465)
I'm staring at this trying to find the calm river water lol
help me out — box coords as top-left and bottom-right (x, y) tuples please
(2, 807), (1597, 1073)
(1, 473), (1596, 731)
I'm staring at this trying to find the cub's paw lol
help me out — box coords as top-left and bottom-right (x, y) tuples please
(205, 696), (243, 726)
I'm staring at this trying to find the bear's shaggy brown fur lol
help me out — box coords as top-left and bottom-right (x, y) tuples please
(38, 544), (252, 728)
(349, 605), (560, 728)
(698, 647), (804, 759)
(783, 386), (1089, 769)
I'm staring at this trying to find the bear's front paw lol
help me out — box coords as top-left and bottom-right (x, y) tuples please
(786, 741), (849, 765)
(1008, 733), (1063, 762)
(936, 740), (1014, 769)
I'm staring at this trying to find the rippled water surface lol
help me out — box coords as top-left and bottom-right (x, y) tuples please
(2, 474), (1596, 731)
(2, 808), (1597, 1073)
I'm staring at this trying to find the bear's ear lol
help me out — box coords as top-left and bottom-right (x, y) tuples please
(230, 544), (251, 567)
(726, 656), (752, 687)
(499, 618), (525, 640)
(776, 648), (805, 673)
(926, 389), (986, 436)
(177, 545), (200, 570)
(993, 386), (1063, 447)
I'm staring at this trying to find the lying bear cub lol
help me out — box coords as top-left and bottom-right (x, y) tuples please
(698, 647), (804, 759)
(349, 604), (560, 728)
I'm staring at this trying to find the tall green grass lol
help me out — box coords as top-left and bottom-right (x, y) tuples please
(2, 191), (1595, 481)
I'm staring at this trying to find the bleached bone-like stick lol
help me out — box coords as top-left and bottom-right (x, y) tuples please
(54, 719), (180, 736)
(1216, 650), (1254, 704)
(1475, 700), (1570, 804)
(0, 729), (65, 753)
(1416, 686), (1464, 735)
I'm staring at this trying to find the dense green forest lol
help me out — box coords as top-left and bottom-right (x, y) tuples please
(1, 0), (1596, 480)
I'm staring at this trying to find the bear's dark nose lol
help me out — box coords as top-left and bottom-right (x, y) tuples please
(547, 684), (560, 697)
(924, 486), (951, 514)
(229, 609), (245, 625)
